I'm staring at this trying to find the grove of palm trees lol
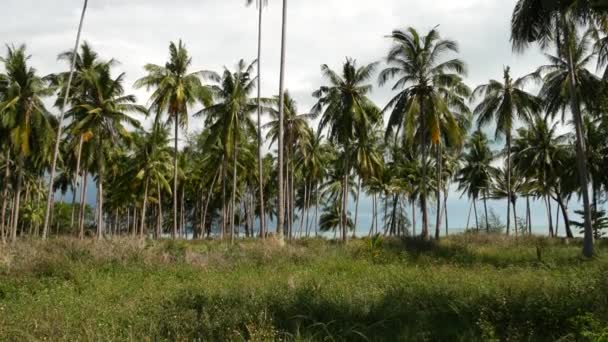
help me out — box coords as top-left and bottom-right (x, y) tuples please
(2, 0), (608, 340)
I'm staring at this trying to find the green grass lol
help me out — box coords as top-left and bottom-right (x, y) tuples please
(0, 235), (607, 341)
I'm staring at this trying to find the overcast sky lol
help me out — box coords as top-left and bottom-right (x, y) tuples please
(2, 0), (568, 233)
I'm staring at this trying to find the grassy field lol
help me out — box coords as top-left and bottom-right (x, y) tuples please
(0, 235), (607, 341)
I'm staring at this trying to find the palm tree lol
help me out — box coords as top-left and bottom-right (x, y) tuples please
(511, 115), (571, 237)
(48, 42), (110, 233)
(195, 60), (259, 244)
(473, 66), (541, 235)
(276, 0), (289, 241)
(313, 58), (381, 242)
(42, 0), (89, 240)
(0, 45), (55, 242)
(67, 64), (145, 239)
(246, 0), (268, 239)
(511, 0), (596, 256)
(128, 123), (173, 238)
(265, 91), (313, 238)
(379, 26), (467, 240)
(135, 40), (212, 239)
(489, 165), (526, 236)
(456, 131), (495, 233)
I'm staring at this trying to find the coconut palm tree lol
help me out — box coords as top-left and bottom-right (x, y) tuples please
(379, 26), (467, 240)
(135, 40), (213, 239)
(246, 0), (268, 238)
(0, 45), (55, 242)
(472, 66), (541, 235)
(511, 115), (571, 237)
(42, 0), (89, 239)
(511, 0), (596, 256)
(456, 131), (495, 233)
(313, 58), (382, 242)
(195, 60), (259, 244)
(67, 64), (145, 239)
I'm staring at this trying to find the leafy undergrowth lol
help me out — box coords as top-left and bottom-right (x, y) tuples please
(0, 235), (607, 341)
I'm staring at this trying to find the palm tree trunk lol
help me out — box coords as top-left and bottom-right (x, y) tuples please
(43, 0), (88, 240)
(562, 14), (593, 257)
(557, 194), (573, 238)
(390, 194), (398, 236)
(465, 201), (472, 231)
(444, 190), (448, 236)
(157, 183), (163, 238)
(545, 195), (554, 237)
(342, 154), (350, 243)
(411, 200), (416, 237)
(173, 115), (179, 239)
(231, 144), (237, 244)
(353, 177), (361, 237)
(140, 177), (149, 239)
(473, 199), (479, 232)
(298, 183), (307, 238)
(435, 143), (442, 240)
(512, 199), (518, 238)
(506, 134), (512, 236)
(221, 158), (227, 240)
(78, 173), (88, 239)
(97, 172), (104, 240)
(290, 160), (295, 240)
(1, 150), (11, 243)
(255, 2), (266, 240)
(70, 135), (84, 230)
(276, 0), (288, 242)
(483, 188), (490, 233)
(555, 201), (560, 237)
(202, 168), (219, 239)
(314, 182), (319, 237)
(526, 196), (532, 236)
(10, 167), (23, 243)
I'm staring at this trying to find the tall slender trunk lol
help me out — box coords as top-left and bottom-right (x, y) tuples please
(11, 167), (23, 243)
(305, 181), (311, 237)
(290, 159), (295, 240)
(444, 190), (448, 237)
(483, 188), (490, 233)
(556, 195), (573, 238)
(342, 154), (350, 243)
(435, 143), (442, 240)
(411, 200), (416, 237)
(231, 144), (237, 244)
(78, 173), (88, 239)
(173, 115), (179, 239)
(420, 103), (429, 240)
(256, 2), (266, 239)
(221, 159), (227, 241)
(526, 196), (532, 236)
(390, 194), (398, 236)
(1, 150), (10, 243)
(353, 177), (361, 238)
(473, 199), (479, 232)
(465, 201), (472, 231)
(546, 195), (554, 237)
(314, 182), (319, 237)
(506, 134), (512, 236)
(202, 168), (219, 239)
(97, 172), (104, 240)
(555, 200), (560, 237)
(157, 183), (163, 238)
(562, 14), (593, 257)
(374, 193), (379, 235)
(276, 0), (288, 241)
(140, 177), (149, 239)
(70, 135), (84, 230)
(43, 0), (89, 240)
(513, 199), (519, 238)
(369, 193), (376, 237)
(298, 183), (307, 238)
